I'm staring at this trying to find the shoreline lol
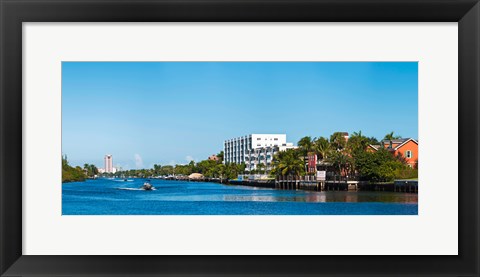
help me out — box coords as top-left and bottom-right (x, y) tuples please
(151, 176), (418, 193)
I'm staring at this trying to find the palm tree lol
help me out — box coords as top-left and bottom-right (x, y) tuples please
(216, 151), (224, 163)
(215, 163), (226, 182)
(367, 136), (379, 145)
(153, 164), (161, 175)
(271, 149), (305, 177)
(298, 136), (315, 173)
(328, 151), (351, 178)
(315, 137), (331, 161)
(330, 132), (347, 150)
(348, 130), (369, 152)
(83, 163), (91, 177)
(238, 162), (247, 175)
(231, 163), (242, 179)
(91, 164), (98, 175)
(384, 131), (401, 141)
(256, 163), (265, 174)
(298, 136), (314, 156)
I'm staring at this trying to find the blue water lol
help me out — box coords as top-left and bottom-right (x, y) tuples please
(62, 178), (418, 215)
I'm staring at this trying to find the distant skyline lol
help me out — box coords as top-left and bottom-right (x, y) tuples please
(62, 62), (418, 169)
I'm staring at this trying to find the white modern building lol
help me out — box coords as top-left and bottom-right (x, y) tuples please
(104, 154), (113, 173)
(98, 167), (117, 174)
(224, 134), (296, 172)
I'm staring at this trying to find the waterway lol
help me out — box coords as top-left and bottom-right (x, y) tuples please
(62, 178), (418, 215)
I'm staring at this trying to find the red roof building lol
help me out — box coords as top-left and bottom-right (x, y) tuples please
(208, 154), (219, 161)
(369, 138), (418, 168)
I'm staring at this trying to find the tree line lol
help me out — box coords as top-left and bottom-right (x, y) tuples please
(272, 131), (417, 182)
(108, 151), (246, 180)
(62, 156), (100, 183)
(62, 155), (86, 183)
(64, 131), (417, 184)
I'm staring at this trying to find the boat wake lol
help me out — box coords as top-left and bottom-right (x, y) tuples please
(116, 187), (157, 191)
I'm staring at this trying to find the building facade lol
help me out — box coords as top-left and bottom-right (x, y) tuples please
(368, 138), (418, 168)
(104, 154), (113, 173)
(208, 154), (219, 161)
(307, 153), (317, 173)
(224, 134), (295, 172)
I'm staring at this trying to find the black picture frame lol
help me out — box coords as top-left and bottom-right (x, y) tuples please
(1, 0), (479, 276)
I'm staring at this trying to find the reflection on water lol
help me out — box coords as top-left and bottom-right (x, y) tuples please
(62, 178), (418, 215)
(223, 191), (417, 203)
(304, 191), (417, 203)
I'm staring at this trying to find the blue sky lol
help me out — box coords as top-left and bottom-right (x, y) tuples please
(62, 62), (418, 169)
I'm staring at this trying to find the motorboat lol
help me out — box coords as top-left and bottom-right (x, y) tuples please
(142, 180), (154, 190)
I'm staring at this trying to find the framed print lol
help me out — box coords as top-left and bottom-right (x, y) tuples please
(60, 61), (420, 216)
(1, 0), (479, 276)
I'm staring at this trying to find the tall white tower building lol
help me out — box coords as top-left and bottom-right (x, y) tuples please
(104, 155), (113, 173)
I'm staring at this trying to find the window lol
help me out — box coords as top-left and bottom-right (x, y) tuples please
(274, 138), (278, 141)
(257, 138), (261, 140)
(405, 150), (413, 158)
(257, 144), (261, 146)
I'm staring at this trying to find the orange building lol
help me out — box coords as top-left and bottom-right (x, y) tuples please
(368, 138), (418, 168)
